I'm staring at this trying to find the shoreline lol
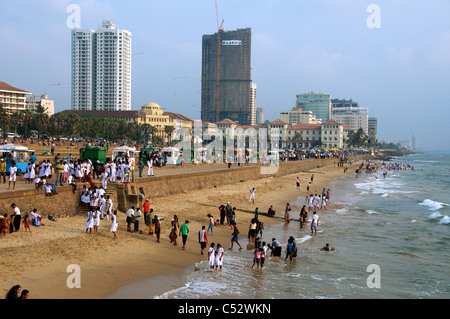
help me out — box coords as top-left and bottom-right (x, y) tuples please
(0, 159), (360, 299)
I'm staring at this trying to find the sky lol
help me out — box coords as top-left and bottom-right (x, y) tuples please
(1, 0), (449, 151)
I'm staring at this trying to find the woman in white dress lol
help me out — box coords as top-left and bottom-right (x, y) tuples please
(109, 162), (116, 183)
(93, 209), (100, 233)
(208, 243), (216, 270)
(214, 244), (224, 271)
(24, 161), (32, 183)
(85, 209), (94, 234)
(111, 211), (118, 239)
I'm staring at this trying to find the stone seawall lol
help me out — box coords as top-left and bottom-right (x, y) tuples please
(0, 158), (339, 218)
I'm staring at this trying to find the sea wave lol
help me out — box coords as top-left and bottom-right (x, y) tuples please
(439, 216), (450, 225)
(419, 199), (449, 211)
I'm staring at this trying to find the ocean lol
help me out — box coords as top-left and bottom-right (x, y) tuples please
(112, 152), (450, 299)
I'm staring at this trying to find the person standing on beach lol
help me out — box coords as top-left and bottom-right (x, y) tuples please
(284, 203), (291, 223)
(153, 215), (161, 243)
(85, 209), (94, 234)
(207, 214), (214, 236)
(215, 243), (224, 271)
(170, 215), (180, 246)
(180, 220), (189, 250)
(147, 157), (154, 176)
(300, 205), (307, 229)
(134, 208), (142, 233)
(111, 211), (118, 240)
(252, 247), (262, 269)
(229, 223), (243, 251)
(11, 203), (21, 232)
(23, 214), (31, 233)
(225, 202), (233, 225)
(1, 214), (8, 236)
(208, 243), (216, 270)
(198, 225), (208, 255)
(249, 188), (256, 203)
(296, 177), (300, 189)
(8, 163), (17, 190)
(311, 211), (319, 235)
(126, 206), (135, 232)
(0, 158), (6, 184)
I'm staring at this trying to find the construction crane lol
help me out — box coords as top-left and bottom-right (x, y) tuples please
(215, 0), (225, 123)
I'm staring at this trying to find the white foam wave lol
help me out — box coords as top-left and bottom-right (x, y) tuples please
(428, 212), (443, 219)
(419, 199), (448, 211)
(335, 208), (348, 215)
(295, 235), (313, 244)
(366, 210), (379, 215)
(439, 216), (450, 225)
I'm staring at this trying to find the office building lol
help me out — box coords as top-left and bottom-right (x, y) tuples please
(331, 106), (368, 134)
(250, 83), (257, 125)
(71, 20), (132, 111)
(296, 92), (332, 122)
(368, 117), (377, 145)
(201, 28), (252, 125)
(331, 98), (359, 109)
(256, 107), (264, 125)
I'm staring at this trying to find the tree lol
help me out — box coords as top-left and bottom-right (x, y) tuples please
(50, 113), (66, 139)
(0, 105), (10, 139)
(164, 125), (175, 145)
(345, 128), (368, 148)
(20, 110), (34, 139)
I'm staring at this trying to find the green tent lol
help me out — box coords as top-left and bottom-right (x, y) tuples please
(80, 146), (107, 163)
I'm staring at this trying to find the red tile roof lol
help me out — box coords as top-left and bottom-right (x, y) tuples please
(0, 81), (31, 94)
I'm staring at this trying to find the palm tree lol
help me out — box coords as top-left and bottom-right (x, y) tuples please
(164, 125), (175, 145)
(65, 113), (80, 140)
(20, 109), (34, 139)
(10, 112), (22, 137)
(50, 113), (66, 139)
(0, 105), (10, 139)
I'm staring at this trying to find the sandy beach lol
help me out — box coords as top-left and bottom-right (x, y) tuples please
(0, 155), (357, 299)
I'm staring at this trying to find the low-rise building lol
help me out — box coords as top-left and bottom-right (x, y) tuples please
(321, 120), (344, 149)
(0, 81), (32, 114)
(26, 94), (55, 116)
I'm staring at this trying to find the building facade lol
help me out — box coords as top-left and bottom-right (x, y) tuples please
(280, 107), (322, 125)
(331, 106), (368, 134)
(296, 92), (332, 123)
(250, 83), (257, 126)
(256, 107), (264, 125)
(0, 81), (31, 114)
(201, 28), (252, 125)
(368, 117), (377, 145)
(26, 94), (55, 116)
(71, 20), (132, 111)
(321, 120), (344, 149)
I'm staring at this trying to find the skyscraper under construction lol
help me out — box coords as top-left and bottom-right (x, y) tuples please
(201, 28), (252, 125)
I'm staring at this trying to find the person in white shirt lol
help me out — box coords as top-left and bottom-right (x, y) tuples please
(11, 203), (21, 232)
(147, 158), (154, 176)
(106, 196), (113, 220)
(249, 188), (256, 203)
(111, 211), (118, 240)
(214, 244), (224, 270)
(311, 211), (319, 235)
(8, 163), (17, 190)
(99, 195), (107, 219)
(208, 243), (216, 270)
(101, 170), (108, 189)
